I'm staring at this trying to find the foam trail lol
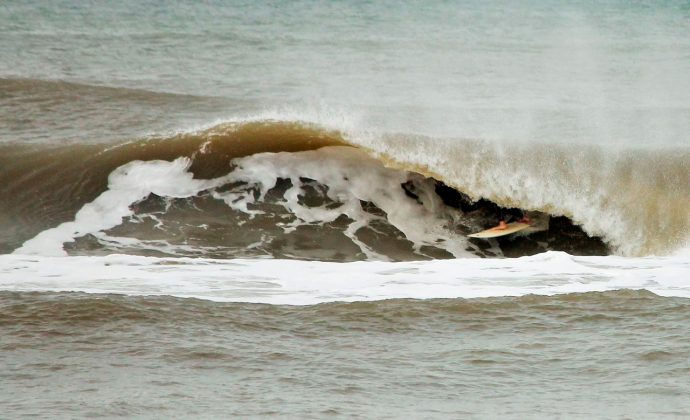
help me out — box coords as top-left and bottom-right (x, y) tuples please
(1, 252), (688, 305)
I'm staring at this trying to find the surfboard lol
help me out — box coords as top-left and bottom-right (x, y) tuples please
(468, 222), (531, 239)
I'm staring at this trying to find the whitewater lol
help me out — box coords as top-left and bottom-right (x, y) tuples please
(1, 252), (689, 305)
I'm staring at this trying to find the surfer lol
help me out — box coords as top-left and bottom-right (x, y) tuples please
(494, 208), (531, 230)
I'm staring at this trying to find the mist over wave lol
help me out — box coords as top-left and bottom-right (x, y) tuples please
(3, 0), (689, 150)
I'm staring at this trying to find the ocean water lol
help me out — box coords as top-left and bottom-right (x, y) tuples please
(1, 0), (689, 417)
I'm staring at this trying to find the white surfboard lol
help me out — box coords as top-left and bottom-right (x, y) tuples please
(468, 222), (531, 239)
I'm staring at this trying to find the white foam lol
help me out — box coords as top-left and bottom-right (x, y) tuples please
(1, 252), (687, 305)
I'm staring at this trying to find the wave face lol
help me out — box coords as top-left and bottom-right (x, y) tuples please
(0, 121), (345, 253)
(2, 120), (686, 259)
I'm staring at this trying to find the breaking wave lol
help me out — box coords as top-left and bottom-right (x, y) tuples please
(1, 120), (688, 259)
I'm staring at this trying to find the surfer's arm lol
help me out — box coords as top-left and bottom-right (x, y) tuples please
(493, 220), (508, 230)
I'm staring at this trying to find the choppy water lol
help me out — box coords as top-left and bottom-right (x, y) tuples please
(1, 0), (689, 417)
(2, 290), (690, 418)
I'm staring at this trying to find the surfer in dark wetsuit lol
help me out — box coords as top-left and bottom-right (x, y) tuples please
(494, 207), (531, 230)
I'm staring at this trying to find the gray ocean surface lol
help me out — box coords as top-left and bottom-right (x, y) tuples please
(2, 291), (690, 418)
(1, 0), (690, 418)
